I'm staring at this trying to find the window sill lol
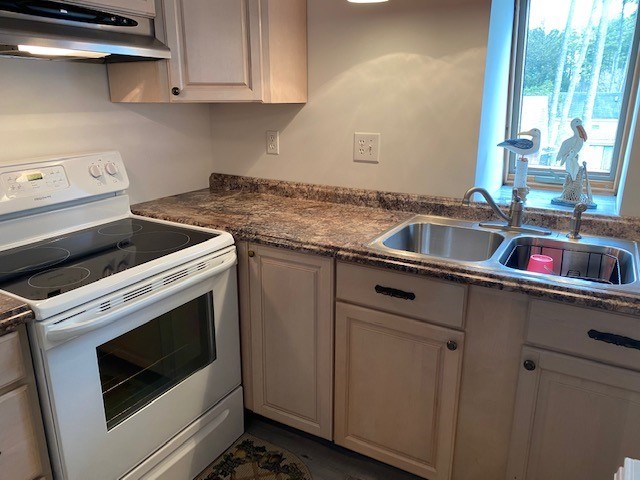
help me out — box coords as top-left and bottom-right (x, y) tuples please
(494, 185), (618, 216)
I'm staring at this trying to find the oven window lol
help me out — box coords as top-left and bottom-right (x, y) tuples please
(97, 293), (216, 430)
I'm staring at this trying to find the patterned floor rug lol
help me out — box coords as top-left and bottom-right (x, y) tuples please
(195, 433), (313, 480)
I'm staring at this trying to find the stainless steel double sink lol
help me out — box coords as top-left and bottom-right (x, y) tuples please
(368, 215), (640, 291)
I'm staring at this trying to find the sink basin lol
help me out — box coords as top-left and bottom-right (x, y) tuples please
(371, 218), (505, 262)
(499, 236), (638, 285)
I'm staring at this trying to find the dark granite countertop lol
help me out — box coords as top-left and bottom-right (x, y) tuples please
(132, 175), (640, 318)
(0, 293), (33, 337)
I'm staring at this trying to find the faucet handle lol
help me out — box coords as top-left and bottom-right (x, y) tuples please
(511, 188), (523, 204)
(574, 202), (588, 215)
(567, 203), (588, 240)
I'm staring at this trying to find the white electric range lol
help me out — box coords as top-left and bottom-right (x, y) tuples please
(0, 152), (243, 480)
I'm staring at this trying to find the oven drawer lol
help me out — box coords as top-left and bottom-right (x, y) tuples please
(336, 262), (467, 328)
(123, 387), (244, 480)
(0, 332), (25, 390)
(527, 300), (640, 370)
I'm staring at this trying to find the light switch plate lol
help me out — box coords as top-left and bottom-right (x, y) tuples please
(266, 131), (279, 155)
(353, 133), (380, 163)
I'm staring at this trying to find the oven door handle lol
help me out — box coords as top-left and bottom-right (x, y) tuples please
(44, 251), (236, 344)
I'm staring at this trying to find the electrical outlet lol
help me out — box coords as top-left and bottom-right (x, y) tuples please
(353, 133), (380, 163)
(266, 130), (279, 155)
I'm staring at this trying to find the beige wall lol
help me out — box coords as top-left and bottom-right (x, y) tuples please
(618, 90), (640, 217)
(0, 58), (213, 204)
(209, 0), (492, 199)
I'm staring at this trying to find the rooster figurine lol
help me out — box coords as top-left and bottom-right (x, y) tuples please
(556, 118), (588, 181)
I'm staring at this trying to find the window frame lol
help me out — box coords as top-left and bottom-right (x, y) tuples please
(504, 0), (640, 193)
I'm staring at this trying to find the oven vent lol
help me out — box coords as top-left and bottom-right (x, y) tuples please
(123, 284), (153, 303)
(81, 255), (224, 320)
(163, 268), (189, 286)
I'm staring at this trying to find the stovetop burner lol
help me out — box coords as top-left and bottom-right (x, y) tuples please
(118, 231), (191, 253)
(0, 218), (218, 300)
(0, 246), (70, 274)
(29, 267), (92, 289)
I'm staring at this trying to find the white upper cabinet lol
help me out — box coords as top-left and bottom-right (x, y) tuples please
(63, 0), (156, 17)
(107, 0), (307, 103)
(165, 0), (262, 102)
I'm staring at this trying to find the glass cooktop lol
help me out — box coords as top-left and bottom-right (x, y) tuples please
(0, 218), (218, 301)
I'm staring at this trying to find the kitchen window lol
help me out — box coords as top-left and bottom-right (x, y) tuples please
(506, 0), (640, 192)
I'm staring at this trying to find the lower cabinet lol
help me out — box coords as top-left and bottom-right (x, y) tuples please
(240, 249), (640, 480)
(244, 244), (334, 440)
(0, 327), (51, 480)
(507, 346), (640, 480)
(334, 302), (464, 480)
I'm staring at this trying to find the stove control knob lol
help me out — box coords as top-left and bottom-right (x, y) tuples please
(89, 165), (103, 178)
(105, 162), (119, 176)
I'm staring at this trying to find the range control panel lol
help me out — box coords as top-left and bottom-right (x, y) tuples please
(0, 151), (130, 217)
(1, 165), (70, 197)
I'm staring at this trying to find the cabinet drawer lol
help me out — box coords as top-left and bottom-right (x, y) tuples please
(336, 262), (466, 328)
(0, 332), (25, 390)
(527, 300), (640, 370)
(0, 386), (44, 480)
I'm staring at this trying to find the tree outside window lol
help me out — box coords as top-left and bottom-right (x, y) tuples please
(510, 0), (639, 186)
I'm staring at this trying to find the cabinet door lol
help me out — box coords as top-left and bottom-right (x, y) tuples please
(249, 245), (334, 439)
(0, 386), (45, 480)
(164, 0), (263, 102)
(334, 302), (464, 480)
(507, 347), (640, 480)
(63, 0), (155, 17)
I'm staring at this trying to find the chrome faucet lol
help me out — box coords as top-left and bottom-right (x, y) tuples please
(567, 203), (588, 240)
(462, 186), (552, 235)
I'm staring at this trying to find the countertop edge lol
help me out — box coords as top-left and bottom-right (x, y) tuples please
(0, 308), (34, 337)
(131, 202), (640, 318)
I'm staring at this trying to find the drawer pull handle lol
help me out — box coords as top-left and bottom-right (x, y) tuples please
(375, 285), (415, 301)
(446, 340), (458, 351)
(588, 329), (640, 351)
(523, 360), (536, 371)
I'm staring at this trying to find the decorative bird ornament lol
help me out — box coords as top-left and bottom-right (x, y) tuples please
(497, 128), (541, 157)
(556, 118), (588, 181)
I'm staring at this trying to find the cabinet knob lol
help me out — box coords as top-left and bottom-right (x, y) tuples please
(523, 360), (536, 371)
(446, 340), (458, 351)
(171, 87), (181, 96)
(248, 250), (255, 257)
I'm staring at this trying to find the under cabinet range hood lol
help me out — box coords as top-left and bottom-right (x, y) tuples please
(0, 0), (170, 62)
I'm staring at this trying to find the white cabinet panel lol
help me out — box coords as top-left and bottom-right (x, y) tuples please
(248, 245), (334, 440)
(335, 302), (464, 480)
(164, 0), (262, 102)
(108, 0), (307, 104)
(508, 347), (640, 480)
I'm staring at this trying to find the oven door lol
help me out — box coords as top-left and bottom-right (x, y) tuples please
(30, 247), (240, 480)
